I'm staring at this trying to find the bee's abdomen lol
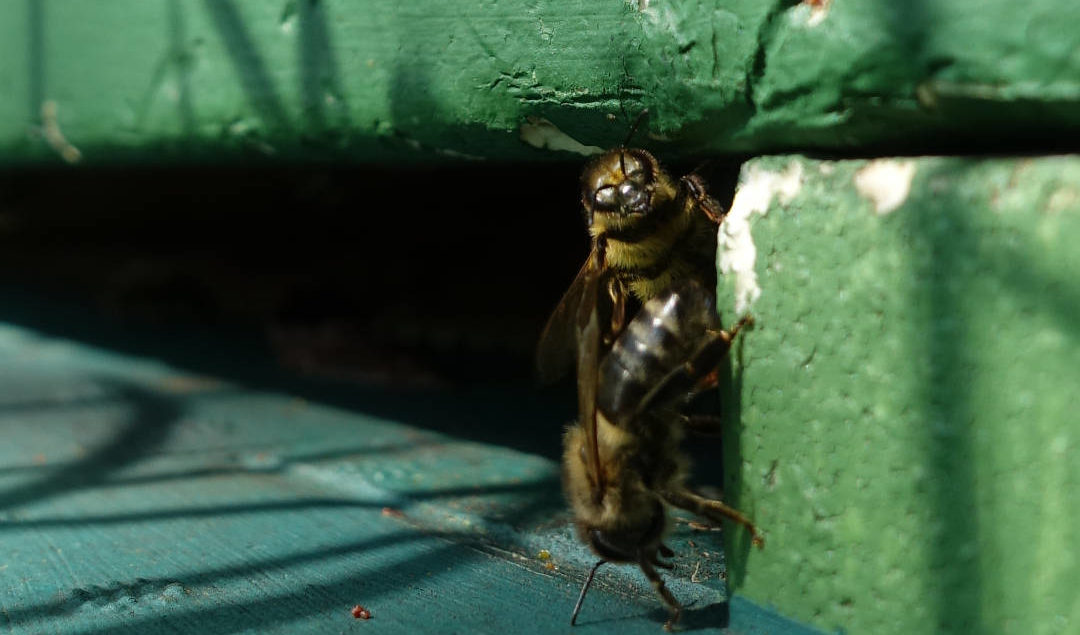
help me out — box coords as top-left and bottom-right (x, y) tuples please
(598, 290), (704, 426)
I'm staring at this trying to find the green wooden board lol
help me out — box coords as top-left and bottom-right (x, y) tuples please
(1, 1), (1078, 165)
(719, 154), (1080, 634)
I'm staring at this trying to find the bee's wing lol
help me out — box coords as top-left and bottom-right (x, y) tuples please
(573, 250), (606, 500)
(539, 244), (615, 499)
(536, 256), (598, 384)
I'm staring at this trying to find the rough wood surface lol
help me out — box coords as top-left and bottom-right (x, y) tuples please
(0, 306), (816, 634)
(720, 154), (1080, 634)
(1, 1), (1078, 165)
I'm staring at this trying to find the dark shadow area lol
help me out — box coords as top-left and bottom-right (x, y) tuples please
(715, 330), (751, 590)
(657, 601), (730, 632)
(0, 498), (391, 531)
(202, 0), (290, 132)
(6, 536), (473, 633)
(563, 583), (733, 631)
(298, 0), (347, 135)
(0, 378), (183, 511)
(0, 438), (441, 489)
(1, 532), (434, 624)
(0, 162), (594, 458)
(904, 162), (982, 633)
(132, 0), (198, 135)
(900, 161), (1080, 633)
(2, 471), (568, 630)
(166, 0), (196, 134)
(135, 0), (198, 133)
(26, 0), (45, 123)
(866, 4), (983, 632)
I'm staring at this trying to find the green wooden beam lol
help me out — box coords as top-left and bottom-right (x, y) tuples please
(720, 154), (1080, 633)
(1, 1), (1078, 166)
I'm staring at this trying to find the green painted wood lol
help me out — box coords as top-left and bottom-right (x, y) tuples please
(1, 1), (1078, 165)
(0, 316), (819, 633)
(720, 155), (1080, 634)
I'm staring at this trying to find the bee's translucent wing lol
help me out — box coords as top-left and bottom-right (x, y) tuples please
(536, 256), (597, 384)
(573, 248), (606, 500)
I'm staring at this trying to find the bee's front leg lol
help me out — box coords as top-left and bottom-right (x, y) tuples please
(678, 173), (725, 224)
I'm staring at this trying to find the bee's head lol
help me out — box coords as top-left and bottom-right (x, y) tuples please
(581, 148), (660, 228)
(578, 499), (666, 564)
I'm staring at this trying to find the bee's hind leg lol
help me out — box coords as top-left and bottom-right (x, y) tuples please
(650, 544), (676, 570)
(661, 488), (764, 549)
(638, 555), (682, 631)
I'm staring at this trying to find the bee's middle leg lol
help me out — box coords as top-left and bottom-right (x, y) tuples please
(638, 555), (681, 630)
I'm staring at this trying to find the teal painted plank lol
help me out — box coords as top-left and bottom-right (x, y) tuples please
(0, 320), (817, 634)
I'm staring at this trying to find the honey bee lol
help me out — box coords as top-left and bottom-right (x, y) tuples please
(535, 113), (726, 383)
(561, 280), (763, 629)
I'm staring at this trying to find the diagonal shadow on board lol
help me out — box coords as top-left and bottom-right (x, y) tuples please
(1, 531), (437, 625)
(0, 378), (183, 512)
(3, 477), (569, 632)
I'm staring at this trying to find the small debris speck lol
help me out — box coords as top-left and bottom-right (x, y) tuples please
(351, 605), (372, 619)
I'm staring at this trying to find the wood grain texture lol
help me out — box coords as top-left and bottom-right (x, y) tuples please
(0, 1), (1077, 165)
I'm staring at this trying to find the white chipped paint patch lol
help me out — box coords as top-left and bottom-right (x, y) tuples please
(718, 161), (803, 317)
(519, 117), (604, 156)
(854, 159), (917, 215)
(805, 0), (831, 27)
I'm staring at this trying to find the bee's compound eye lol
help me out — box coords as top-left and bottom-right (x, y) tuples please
(594, 186), (617, 209)
(618, 182), (646, 209)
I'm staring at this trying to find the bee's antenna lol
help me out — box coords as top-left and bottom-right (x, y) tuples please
(570, 560), (606, 625)
(623, 109), (650, 148)
(620, 109), (649, 175)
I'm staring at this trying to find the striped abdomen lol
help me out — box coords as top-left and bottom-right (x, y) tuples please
(597, 282), (718, 427)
